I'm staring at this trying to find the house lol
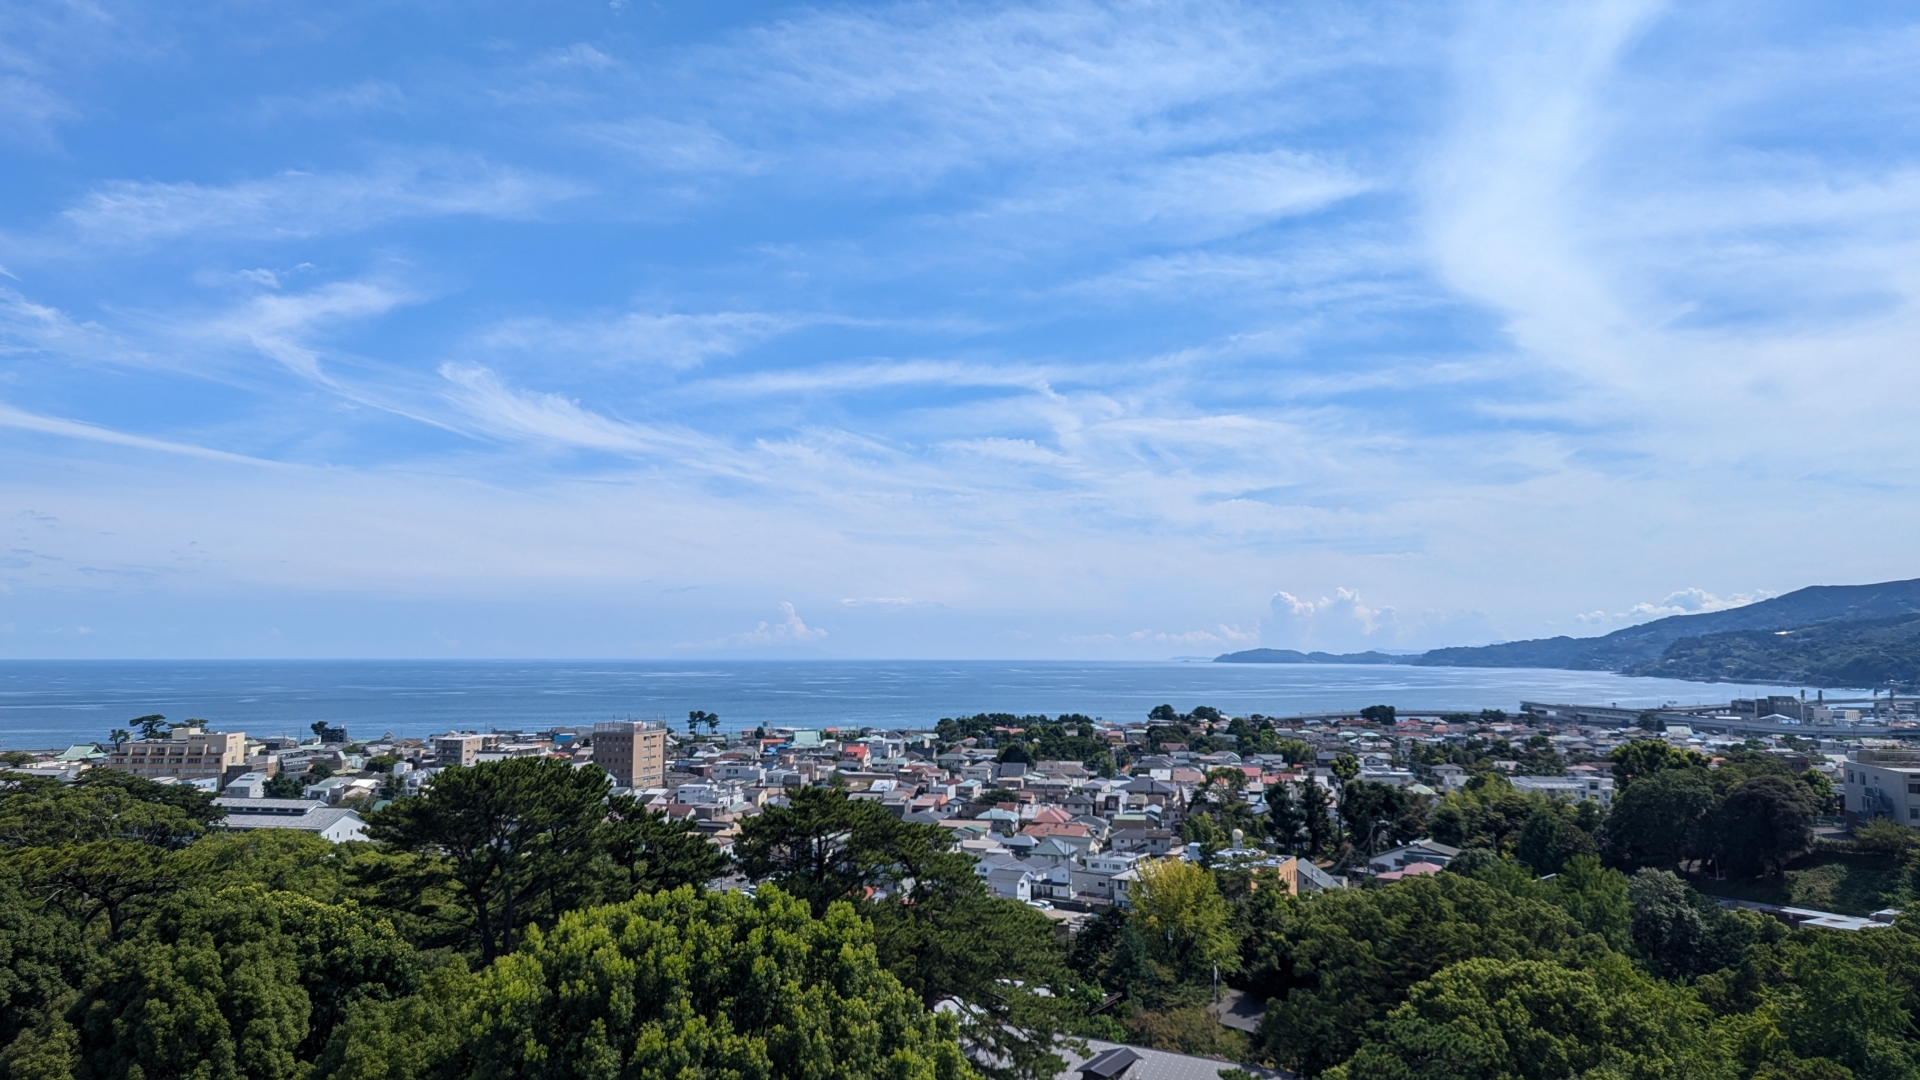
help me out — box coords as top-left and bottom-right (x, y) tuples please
(1377, 861), (1444, 883)
(1107, 826), (1176, 856)
(1057, 1040), (1290, 1079)
(1070, 852), (1141, 905)
(1368, 839), (1461, 874)
(981, 862), (1039, 901)
(1021, 821), (1095, 855)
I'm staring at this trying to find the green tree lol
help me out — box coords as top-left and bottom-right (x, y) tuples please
(1798, 769), (1839, 815)
(73, 893), (311, 1080)
(362, 756), (612, 962)
(1274, 739), (1314, 766)
(597, 796), (726, 897)
(733, 785), (911, 916)
(0, 777), (211, 850)
(130, 715), (169, 741)
(1325, 954), (1716, 1079)
(264, 773), (305, 798)
(1627, 869), (1779, 981)
(737, 788), (1079, 1080)
(1715, 774), (1815, 878)
(1547, 855), (1631, 951)
(1128, 859), (1239, 989)
(1301, 778), (1335, 858)
(1255, 872), (1582, 1075)
(1340, 780), (1422, 857)
(0, 867), (88, 1058)
(326, 886), (975, 1080)
(1609, 739), (1709, 789)
(1512, 805), (1596, 876)
(167, 830), (354, 902)
(1425, 774), (1550, 853)
(1605, 767), (1718, 871)
(1267, 781), (1304, 854)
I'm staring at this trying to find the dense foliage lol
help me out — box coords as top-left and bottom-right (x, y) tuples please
(0, 760), (979, 1080)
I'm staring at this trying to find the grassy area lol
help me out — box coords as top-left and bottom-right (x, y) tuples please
(1692, 852), (1911, 916)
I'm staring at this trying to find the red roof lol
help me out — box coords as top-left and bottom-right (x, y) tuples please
(1020, 822), (1090, 839)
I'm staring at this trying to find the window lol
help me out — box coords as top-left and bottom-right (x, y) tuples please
(1909, 784), (1920, 795)
(1911, 808), (1918, 821)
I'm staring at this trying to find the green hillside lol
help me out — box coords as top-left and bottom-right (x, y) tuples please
(1411, 577), (1920, 672)
(1630, 613), (1920, 689)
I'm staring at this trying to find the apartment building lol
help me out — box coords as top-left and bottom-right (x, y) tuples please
(433, 734), (488, 768)
(106, 727), (247, 780)
(592, 720), (668, 788)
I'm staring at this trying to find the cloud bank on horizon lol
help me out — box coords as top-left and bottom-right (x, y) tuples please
(1, 0), (1915, 659)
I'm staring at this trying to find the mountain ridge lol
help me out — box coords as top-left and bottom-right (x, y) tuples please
(1214, 577), (1920, 687)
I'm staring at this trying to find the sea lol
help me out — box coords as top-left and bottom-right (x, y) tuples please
(0, 659), (1823, 751)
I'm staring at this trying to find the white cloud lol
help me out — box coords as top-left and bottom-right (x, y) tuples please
(0, 402), (271, 465)
(1576, 587), (1775, 625)
(437, 363), (683, 454)
(681, 602), (828, 649)
(993, 149), (1369, 243)
(60, 159), (580, 246)
(209, 281), (409, 383)
(1267, 588), (1399, 651)
(474, 311), (794, 370)
(840, 597), (938, 608)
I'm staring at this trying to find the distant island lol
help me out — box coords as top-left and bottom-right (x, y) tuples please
(1217, 576), (1920, 690)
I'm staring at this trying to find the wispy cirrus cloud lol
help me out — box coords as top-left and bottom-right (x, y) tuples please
(0, 401), (275, 465)
(60, 158), (581, 246)
(437, 363), (678, 454)
(473, 311), (797, 371)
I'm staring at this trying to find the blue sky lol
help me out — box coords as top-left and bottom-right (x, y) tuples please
(2, 0), (1917, 659)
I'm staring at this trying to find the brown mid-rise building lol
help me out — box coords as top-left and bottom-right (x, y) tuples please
(107, 728), (248, 780)
(433, 734), (488, 768)
(592, 721), (668, 789)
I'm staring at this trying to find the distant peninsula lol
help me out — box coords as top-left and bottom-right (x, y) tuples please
(1216, 576), (1920, 690)
(1214, 648), (1405, 665)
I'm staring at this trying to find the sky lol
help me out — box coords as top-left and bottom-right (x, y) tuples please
(2, 0), (1917, 660)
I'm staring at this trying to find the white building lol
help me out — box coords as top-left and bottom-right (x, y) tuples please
(1509, 774), (1616, 808)
(1844, 748), (1920, 827)
(213, 797), (369, 842)
(1070, 852), (1142, 904)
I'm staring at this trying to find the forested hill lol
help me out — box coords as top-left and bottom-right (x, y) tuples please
(1626, 613), (1920, 688)
(1215, 577), (1920, 686)
(1412, 577), (1920, 671)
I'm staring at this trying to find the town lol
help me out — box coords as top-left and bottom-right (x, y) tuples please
(12, 691), (1914, 912)
(8, 693), (1920, 1079)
